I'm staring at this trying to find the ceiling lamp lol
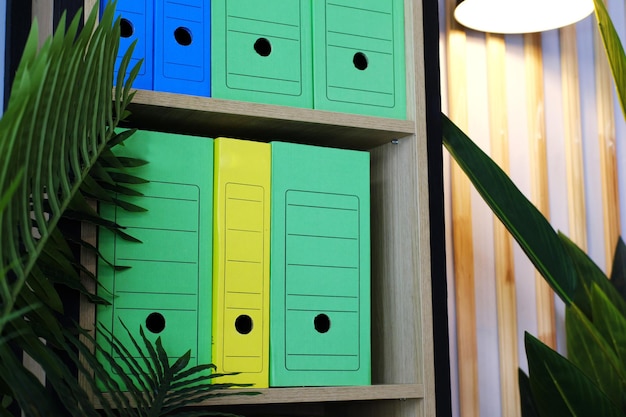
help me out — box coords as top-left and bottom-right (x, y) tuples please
(454, 0), (594, 34)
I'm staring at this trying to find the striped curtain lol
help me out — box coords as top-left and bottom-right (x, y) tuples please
(439, 0), (626, 416)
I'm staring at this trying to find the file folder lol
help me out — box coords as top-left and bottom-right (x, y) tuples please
(270, 141), (371, 387)
(102, 0), (154, 90)
(212, 137), (271, 388)
(97, 130), (214, 389)
(154, 0), (211, 96)
(211, 0), (313, 108)
(313, 0), (406, 118)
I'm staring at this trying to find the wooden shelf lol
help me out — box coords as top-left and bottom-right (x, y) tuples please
(123, 90), (416, 150)
(223, 384), (424, 405)
(94, 384), (424, 408)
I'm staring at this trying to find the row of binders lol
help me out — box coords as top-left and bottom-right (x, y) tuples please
(96, 130), (371, 388)
(103, 0), (406, 119)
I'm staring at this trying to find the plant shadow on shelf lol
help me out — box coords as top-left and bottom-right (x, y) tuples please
(442, 0), (626, 415)
(0, 1), (255, 416)
(80, 320), (256, 417)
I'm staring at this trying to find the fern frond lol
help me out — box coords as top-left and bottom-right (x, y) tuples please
(0, 2), (258, 415)
(0, 1), (146, 415)
(97, 322), (255, 417)
(0, 2), (134, 296)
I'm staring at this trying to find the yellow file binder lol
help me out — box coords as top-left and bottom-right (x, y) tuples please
(212, 137), (271, 387)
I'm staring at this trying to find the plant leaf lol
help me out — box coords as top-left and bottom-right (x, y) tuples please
(112, 197), (149, 213)
(559, 233), (626, 318)
(565, 302), (626, 407)
(442, 114), (577, 303)
(609, 237), (626, 300)
(108, 128), (138, 148)
(525, 332), (622, 417)
(0, 344), (64, 417)
(593, 0), (626, 120)
(0, 2), (153, 415)
(589, 282), (626, 370)
(108, 171), (150, 185)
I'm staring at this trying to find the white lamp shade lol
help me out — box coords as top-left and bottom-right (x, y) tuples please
(454, 0), (594, 34)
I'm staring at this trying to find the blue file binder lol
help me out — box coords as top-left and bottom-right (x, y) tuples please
(102, 0), (154, 90)
(154, 0), (211, 96)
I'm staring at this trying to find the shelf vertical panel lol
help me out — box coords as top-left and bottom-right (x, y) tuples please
(407, 0), (436, 407)
(79, 203), (98, 404)
(84, 0), (97, 20)
(367, 0), (436, 415)
(370, 135), (430, 383)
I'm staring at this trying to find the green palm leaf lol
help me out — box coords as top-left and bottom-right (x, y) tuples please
(0, 1), (145, 415)
(0, 3), (126, 310)
(0, 2), (258, 415)
(80, 322), (256, 417)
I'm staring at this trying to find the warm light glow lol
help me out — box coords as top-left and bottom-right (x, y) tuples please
(454, 0), (594, 34)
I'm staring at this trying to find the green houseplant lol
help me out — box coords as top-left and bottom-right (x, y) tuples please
(442, 0), (626, 415)
(0, 2), (251, 416)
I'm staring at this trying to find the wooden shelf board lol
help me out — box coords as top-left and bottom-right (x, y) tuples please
(122, 90), (416, 150)
(95, 384), (424, 408)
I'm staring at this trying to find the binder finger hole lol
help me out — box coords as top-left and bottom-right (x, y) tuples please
(235, 314), (253, 335)
(146, 312), (166, 334)
(314, 314), (331, 333)
(174, 27), (193, 46)
(120, 18), (134, 38)
(353, 52), (368, 70)
(254, 38), (272, 57)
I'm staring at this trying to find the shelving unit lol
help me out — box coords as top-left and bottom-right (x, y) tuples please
(73, 0), (440, 415)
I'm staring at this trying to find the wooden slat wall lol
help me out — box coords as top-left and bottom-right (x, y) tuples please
(22, 0), (55, 388)
(560, 25), (589, 251)
(441, 0), (624, 416)
(485, 33), (520, 417)
(524, 33), (557, 348)
(593, 16), (621, 266)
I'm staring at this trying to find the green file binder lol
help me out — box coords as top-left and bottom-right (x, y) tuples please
(211, 0), (313, 108)
(97, 130), (213, 389)
(270, 141), (371, 387)
(313, 0), (406, 118)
